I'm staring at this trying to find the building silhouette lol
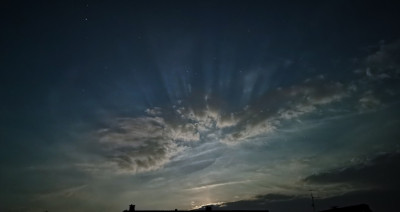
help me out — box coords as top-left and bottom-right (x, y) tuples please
(122, 203), (371, 212)
(121, 203), (269, 212)
(122, 204), (135, 212)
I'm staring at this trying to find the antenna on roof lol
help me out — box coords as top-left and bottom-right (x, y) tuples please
(310, 190), (316, 212)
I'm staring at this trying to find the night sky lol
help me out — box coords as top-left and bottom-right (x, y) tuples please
(1, 1), (400, 212)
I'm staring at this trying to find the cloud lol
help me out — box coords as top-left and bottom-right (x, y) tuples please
(96, 116), (194, 174)
(303, 152), (400, 189)
(180, 78), (348, 146)
(212, 193), (308, 211)
(91, 43), (400, 174)
(214, 189), (400, 212)
(350, 40), (400, 112)
(211, 144), (400, 211)
(217, 152), (400, 212)
(145, 107), (162, 116)
(92, 75), (352, 174)
(219, 78), (348, 144)
(186, 180), (251, 191)
(363, 40), (400, 80)
(34, 185), (88, 201)
(358, 91), (382, 111)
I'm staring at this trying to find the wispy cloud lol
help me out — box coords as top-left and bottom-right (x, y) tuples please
(34, 185), (88, 201)
(89, 40), (400, 177)
(186, 180), (252, 191)
(92, 76), (352, 174)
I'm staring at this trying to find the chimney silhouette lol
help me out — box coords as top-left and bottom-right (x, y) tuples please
(129, 204), (135, 212)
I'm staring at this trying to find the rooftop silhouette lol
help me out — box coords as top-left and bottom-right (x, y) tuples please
(121, 203), (373, 212)
(121, 203), (270, 212)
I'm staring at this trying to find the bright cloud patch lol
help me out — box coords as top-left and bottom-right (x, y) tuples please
(93, 41), (400, 175)
(95, 78), (349, 174)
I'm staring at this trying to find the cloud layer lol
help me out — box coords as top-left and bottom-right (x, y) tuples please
(93, 76), (351, 174)
(216, 152), (400, 212)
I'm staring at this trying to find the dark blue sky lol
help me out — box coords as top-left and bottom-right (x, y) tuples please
(1, 1), (400, 212)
